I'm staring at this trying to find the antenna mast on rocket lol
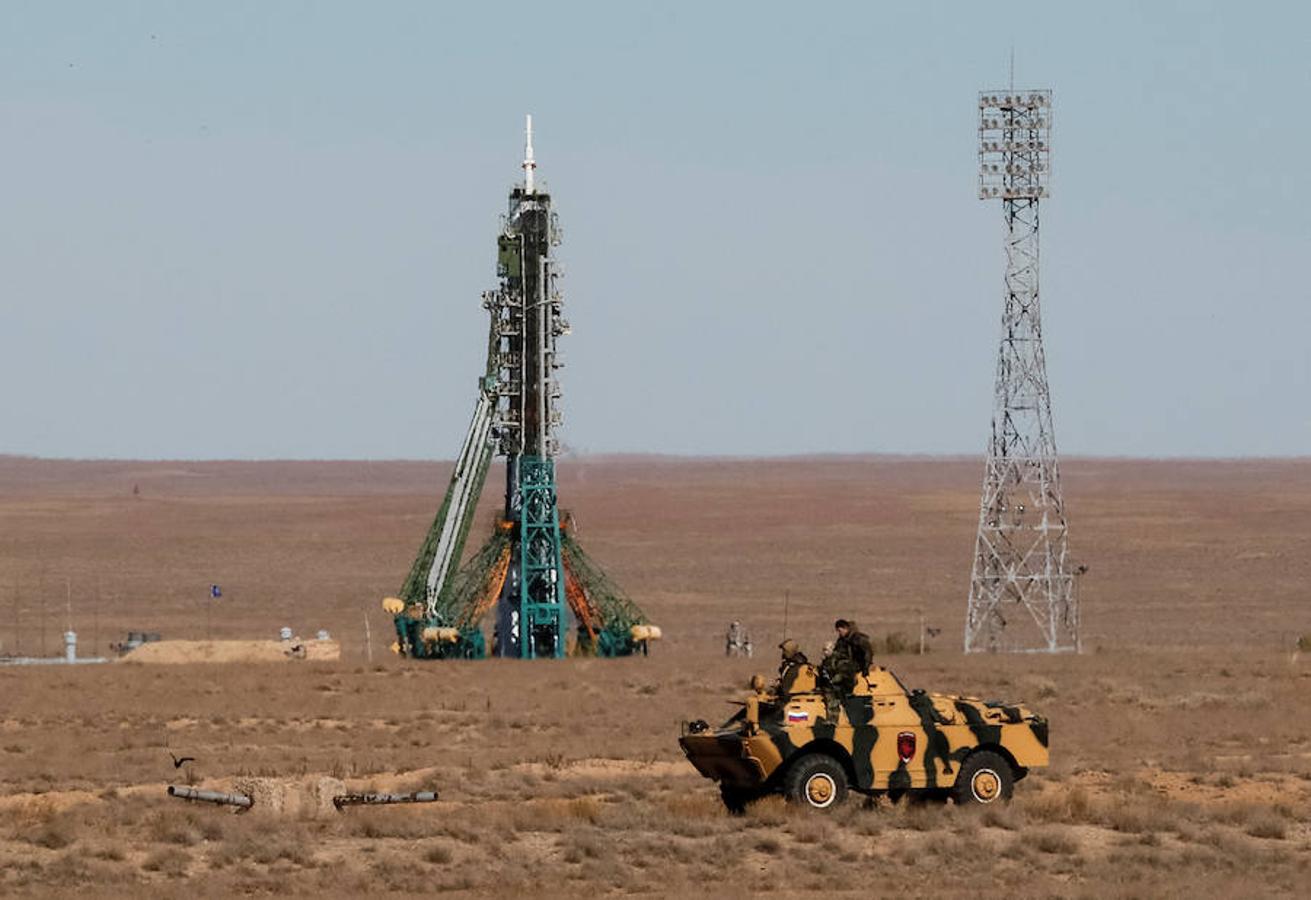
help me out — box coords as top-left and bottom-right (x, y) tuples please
(523, 114), (536, 194)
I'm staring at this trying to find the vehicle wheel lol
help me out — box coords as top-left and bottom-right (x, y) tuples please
(719, 784), (758, 815)
(953, 751), (1014, 806)
(783, 753), (849, 811)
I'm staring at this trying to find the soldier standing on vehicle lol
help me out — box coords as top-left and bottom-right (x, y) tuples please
(776, 639), (809, 696)
(823, 619), (873, 695)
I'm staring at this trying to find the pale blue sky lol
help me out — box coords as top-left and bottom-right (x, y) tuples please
(2, 1), (1308, 458)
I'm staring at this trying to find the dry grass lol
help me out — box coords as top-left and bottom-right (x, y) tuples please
(140, 847), (190, 877)
(1026, 826), (1081, 855)
(0, 457), (1308, 896)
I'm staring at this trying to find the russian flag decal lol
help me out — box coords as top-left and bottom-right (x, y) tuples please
(786, 710), (809, 722)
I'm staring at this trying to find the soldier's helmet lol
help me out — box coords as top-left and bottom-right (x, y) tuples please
(779, 638), (800, 658)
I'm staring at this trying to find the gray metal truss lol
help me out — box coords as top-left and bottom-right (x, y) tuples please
(966, 90), (1079, 654)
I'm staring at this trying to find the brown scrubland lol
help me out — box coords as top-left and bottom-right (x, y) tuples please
(0, 455), (1308, 897)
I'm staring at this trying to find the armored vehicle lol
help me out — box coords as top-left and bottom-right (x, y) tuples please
(679, 663), (1048, 812)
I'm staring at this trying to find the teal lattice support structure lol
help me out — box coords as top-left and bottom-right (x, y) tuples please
(515, 456), (567, 658)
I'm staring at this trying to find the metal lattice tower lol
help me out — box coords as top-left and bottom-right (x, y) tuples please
(965, 89), (1078, 654)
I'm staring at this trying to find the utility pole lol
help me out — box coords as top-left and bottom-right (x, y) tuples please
(965, 88), (1078, 654)
(364, 611), (374, 664)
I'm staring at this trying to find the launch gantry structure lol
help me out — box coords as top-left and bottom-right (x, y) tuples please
(964, 89), (1079, 654)
(384, 117), (658, 660)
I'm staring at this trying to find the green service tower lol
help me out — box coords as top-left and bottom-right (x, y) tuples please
(385, 117), (657, 660)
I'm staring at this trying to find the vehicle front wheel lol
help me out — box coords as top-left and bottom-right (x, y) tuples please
(953, 751), (1014, 806)
(783, 753), (849, 811)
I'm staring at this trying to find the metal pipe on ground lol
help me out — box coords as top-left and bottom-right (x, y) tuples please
(332, 790), (439, 810)
(167, 785), (253, 809)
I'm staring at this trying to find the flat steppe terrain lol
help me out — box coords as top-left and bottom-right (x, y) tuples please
(0, 456), (1308, 897)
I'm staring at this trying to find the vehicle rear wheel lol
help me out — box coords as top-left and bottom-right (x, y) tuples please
(953, 751), (1014, 806)
(783, 753), (849, 811)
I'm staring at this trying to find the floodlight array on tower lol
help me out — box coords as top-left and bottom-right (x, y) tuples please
(977, 91), (1051, 200)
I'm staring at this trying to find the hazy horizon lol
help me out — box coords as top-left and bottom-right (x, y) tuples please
(4, 451), (1310, 465)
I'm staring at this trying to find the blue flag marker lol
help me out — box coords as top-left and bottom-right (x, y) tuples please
(210, 584), (222, 599)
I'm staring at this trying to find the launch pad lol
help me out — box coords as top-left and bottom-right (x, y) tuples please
(384, 118), (658, 660)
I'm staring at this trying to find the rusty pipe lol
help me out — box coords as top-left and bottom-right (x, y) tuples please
(167, 785), (253, 809)
(332, 790), (439, 810)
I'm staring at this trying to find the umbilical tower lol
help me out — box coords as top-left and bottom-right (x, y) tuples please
(385, 117), (657, 660)
(965, 90), (1079, 653)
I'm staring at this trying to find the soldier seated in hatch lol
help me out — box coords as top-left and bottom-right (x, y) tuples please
(821, 618), (873, 696)
(775, 639), (810, 697)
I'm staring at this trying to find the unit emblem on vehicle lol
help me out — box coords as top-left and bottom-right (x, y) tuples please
(897, 731), (916, 763)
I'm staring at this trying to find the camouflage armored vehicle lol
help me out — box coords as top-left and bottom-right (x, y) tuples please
(679, 663), (1048, 812)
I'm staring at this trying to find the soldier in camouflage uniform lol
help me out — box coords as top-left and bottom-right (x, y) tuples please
(725, 621), (753, 658)
(775, 639), (809, 697)
(822, 619), (873, 696)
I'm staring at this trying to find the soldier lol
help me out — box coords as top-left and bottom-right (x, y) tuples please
(725, 621), (753, 658)
(775, 639), (809, 696)
(822, 618), (873, 695)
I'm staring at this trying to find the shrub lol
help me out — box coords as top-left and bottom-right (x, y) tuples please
(1102, 798), (1174, 834)
(1028, 827), (1080, 855)
(141, 847), (190, 877)
(1246, 816), (1287, 840)
(27, 823), (75, 850)
(876, 632), (912, 655)
(980, 805), (1023, 831)
(424, 844), (454, 865)
(92, 844), (126, 862)
(563, 796), (604, 824)
(1021, 676), (1058, 700)
(1025, 784), (1092, 824)
(148, 816), (200, 846)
